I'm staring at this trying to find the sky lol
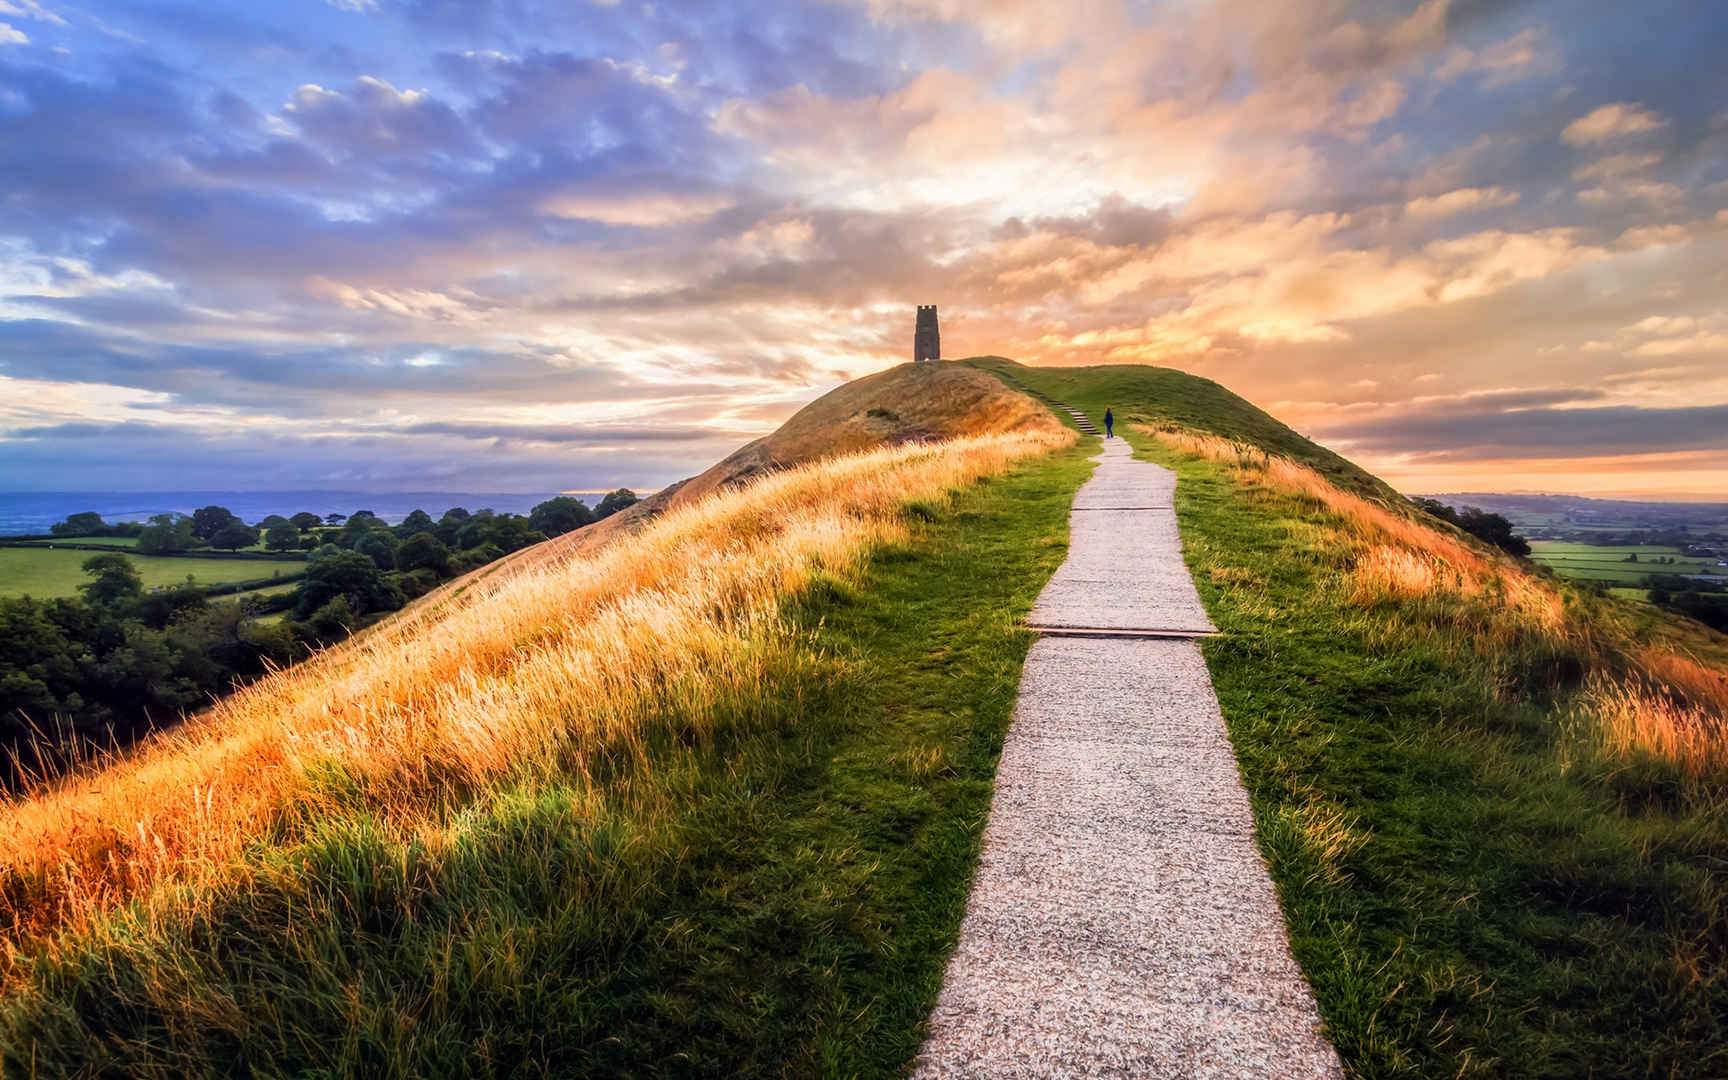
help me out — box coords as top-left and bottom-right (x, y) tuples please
(1, 0), (1725, 498)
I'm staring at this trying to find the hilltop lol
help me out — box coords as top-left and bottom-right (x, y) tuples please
(559, 361), (1055, 560)
(0, 358), (1723, 1078)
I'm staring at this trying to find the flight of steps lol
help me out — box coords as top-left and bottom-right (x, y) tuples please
(985, 370), (1102, 435)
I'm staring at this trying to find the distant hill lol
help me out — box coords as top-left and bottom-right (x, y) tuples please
(1421, 492), (1728, 545)
(1423, 491), (1728, 524)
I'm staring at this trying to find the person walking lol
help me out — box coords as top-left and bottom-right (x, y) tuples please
(1104, 407), (1114, 438)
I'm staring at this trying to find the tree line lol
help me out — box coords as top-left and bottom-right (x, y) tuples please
(1642, 573), (1728, 632)
(1410, 498), (1532, 557)
(1, 492), (639, 786)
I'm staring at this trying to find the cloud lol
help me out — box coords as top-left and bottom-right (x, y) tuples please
(0, 1), (64, 25)
(1404, 186), (1519, 218)
(1629, 332), (1728, 358)
(1563, 102), (1667, 145)
(393, 421), (734, 443)
(283, 76), (481, 160)
(1320, 399), (1728, 461)
(0, 21), (26, 44)
(1572, 152), (1662, 181)
(1433, 26), (1550, 85)
(537, 189), (736, 227)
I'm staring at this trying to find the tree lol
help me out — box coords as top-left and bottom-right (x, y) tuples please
(1455, 508), (1531, 557)
(397, 532), (451, 575)
(209, 523), (259, 551)
(293, 548), (404, 619)
(489, 515), (546, 554)
(529, 496), (595, 537)
(192, 505), (239, 541)
(1412, 499), (1530, 557)
(595, 489), (640, 519)
(339, 512), (389, 548)
(455, 510), (496, 551)
(303, 595), (356, 642)
(79, 554), (143, 608)
(290, 512), (323, 533)
(264, 524), (300, 552)
(1410, 497), (1459, 526)
(436, 507), (470, 545)
(324, 513), (347, 526)
(395, 509), (436, 539)
(259, 514), (291, 530)
(136, 513), (196, 554)
(135, 579), (206, 629)
(354, 530), (400, 570)
(51, 511), (106, 537)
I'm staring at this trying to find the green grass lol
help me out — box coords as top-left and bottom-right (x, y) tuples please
(961, 356), (1395, 498)
(0, 441), (1095, 1076)
(229, 582), (299, 600)
(9, 535), (307, 554)
(0, 548), (303, 599)
(10, 536), (144, 548)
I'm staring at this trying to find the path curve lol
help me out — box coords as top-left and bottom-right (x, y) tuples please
(913, 435), (1342, 1078)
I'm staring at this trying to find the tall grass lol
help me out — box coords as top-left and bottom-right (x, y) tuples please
(0, 430), (1069, 949)
(1581, 676), (1728, 777)
(1141, 423), (1728, 779)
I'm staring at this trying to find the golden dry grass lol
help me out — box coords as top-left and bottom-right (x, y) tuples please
(1580, 676), (1728, 777)
(1142, 422), (1728, 778)
(0, 429), (1069, 946)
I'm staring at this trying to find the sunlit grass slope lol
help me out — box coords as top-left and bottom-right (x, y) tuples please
(963, 355), (1396, 498)
(0, 427), (1087, 1075)
(390, 360), (1057, 637)
(973, 357), (1727, 1077)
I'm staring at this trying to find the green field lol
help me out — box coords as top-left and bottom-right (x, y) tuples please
(231, 582), (298, 599)
(14, 536), (144, 548)
(1528, 541), (1722, 584)
(8, 535), (313, 554)
(0, 548), (302, 599)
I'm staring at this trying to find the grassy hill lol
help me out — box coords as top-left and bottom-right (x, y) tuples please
(0, 357), (1723, 1076)
(962, 356), (1396, 498)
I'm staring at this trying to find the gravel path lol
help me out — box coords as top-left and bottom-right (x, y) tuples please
(913, 436), (1341, 1078)
(1028, 440), (1215, 637)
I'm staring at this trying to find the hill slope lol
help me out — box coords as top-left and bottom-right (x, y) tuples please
(557, 360), (1057, 560)
(963, 355), (1396, 497)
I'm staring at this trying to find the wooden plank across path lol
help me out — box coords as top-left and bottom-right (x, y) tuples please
(913, 435), (1342, 1078)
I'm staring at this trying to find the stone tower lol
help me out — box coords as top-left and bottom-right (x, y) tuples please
(913, 305), (940, 363)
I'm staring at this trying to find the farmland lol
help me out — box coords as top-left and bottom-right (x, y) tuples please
(1526, 541), (1725, 601)
(0, 548), (302, 599)
(5, 534), (317, 554)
